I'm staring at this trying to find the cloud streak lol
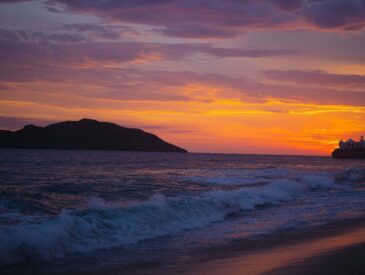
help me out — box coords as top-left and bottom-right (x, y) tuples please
(48, 0), (365, 38)
(0, 27), (300, 68)
(2, 63), (364, 107)
(264, 70), (365, 89)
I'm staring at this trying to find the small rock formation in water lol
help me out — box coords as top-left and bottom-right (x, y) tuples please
(0, 118), (187, 153)
(332, 136), (365, 159)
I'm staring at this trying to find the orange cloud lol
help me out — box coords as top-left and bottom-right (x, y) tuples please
(1, 87), (363, 156)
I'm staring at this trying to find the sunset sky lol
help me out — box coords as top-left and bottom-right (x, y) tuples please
(0, 0), (364, 155)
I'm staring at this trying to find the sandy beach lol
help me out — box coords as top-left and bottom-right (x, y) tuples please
(267, 243), (365, 275)
(118, 217), (365, 275)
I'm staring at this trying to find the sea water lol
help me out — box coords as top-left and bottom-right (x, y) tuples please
(0, 149), (365, 272)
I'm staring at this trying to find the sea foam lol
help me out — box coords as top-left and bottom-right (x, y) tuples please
(0, 174), (343, 266)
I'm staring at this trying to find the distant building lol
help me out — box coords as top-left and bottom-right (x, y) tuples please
(339, 136), (365, 149)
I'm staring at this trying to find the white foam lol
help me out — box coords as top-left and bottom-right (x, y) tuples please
(299, 175), (345, 189)
(0, 175), (340, 266)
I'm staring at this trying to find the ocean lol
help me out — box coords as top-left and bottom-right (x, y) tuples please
(0, 149), (365, 273)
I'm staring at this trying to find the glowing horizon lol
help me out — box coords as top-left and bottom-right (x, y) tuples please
(0, 0), (364, 155)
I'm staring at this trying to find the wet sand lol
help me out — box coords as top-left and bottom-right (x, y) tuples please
(180, 224), (365, 274)
(120, 217), (365, 275)
(267, 243), (365, 275)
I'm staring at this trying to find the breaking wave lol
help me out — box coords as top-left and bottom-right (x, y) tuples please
(0, 174), (345, 266)
(336, 167), (365, 183)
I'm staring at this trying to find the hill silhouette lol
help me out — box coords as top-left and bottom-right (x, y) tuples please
(0, 119), (187, 153)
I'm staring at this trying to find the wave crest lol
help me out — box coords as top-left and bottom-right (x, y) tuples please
(0, 175), (340, 266)
(336, 168), (365, 183)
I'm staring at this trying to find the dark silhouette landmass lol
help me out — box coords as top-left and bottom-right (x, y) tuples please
(332, 148), (365, 159)
(0, 119), (187, 152)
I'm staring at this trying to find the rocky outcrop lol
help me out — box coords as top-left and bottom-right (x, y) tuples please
(332, 148), (365, 159)
(0, 118), (188, 153)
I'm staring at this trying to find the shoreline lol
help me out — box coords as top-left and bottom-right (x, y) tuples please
(267, 243), (365, 274)
(3, 217), (365, 274)
(118, 217), (365, 275)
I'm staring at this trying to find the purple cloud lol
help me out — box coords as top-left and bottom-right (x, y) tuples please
(270, 0), (303, 11)
(46, 0), (365, 38)
(0, 0), (32, 2)
(1, 61), (364, 106)
(0, 28), (86, 44)
(303, 0), (365, 30)
(60, 23), (138, 40)
(264, 70), (365, 88)
(0, 23), (138, 44)
(201, 46), (300, 58)
(0, 27), (299, 69)
(48, 0), (295, 38)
